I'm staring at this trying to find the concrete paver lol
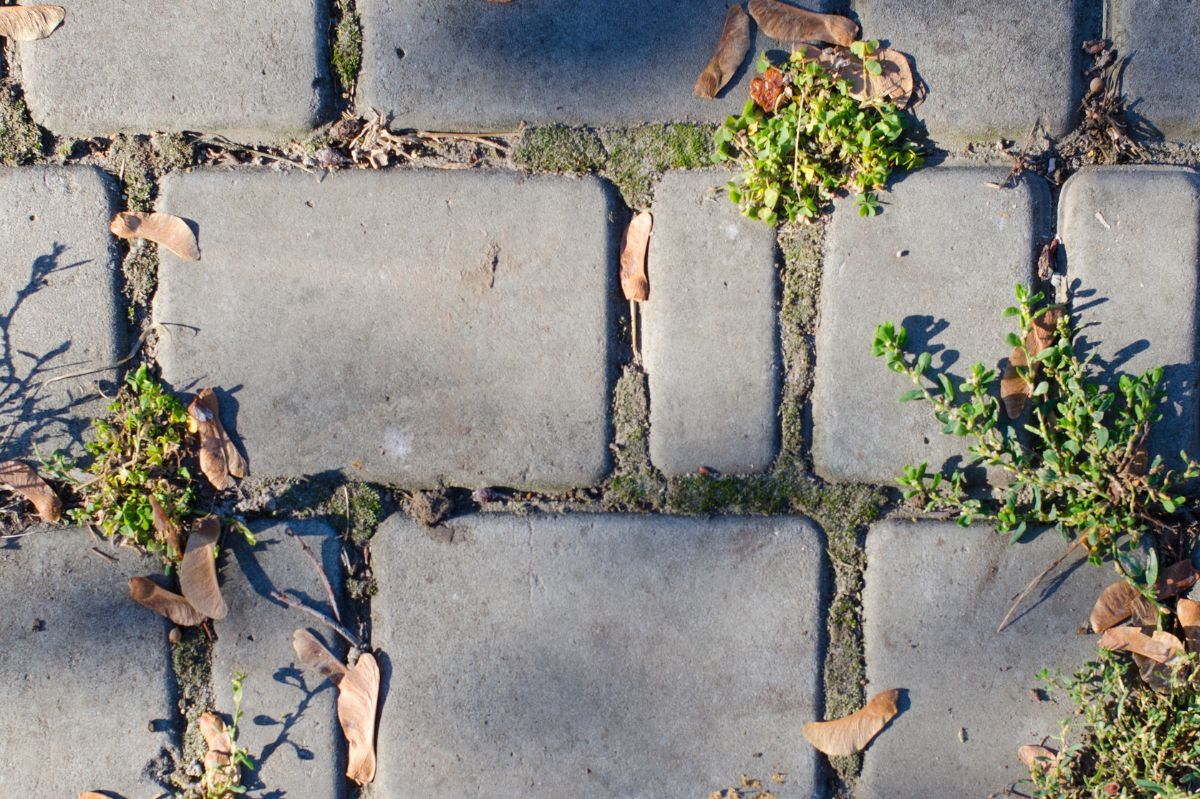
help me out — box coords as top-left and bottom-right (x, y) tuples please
(643, 170), (779, 476)
(0, 528), (174, 796)
(861, 520), (1114, 799)
(371, 513), (826, 799)
(154, 168), (614, 490)
(1113, 0), (1200, 139)
(0, 166), (122, 460)
(812, 167), (1047, 485)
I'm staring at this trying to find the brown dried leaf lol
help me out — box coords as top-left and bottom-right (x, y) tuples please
(0, 459), (61, 522)
(619, 211), (652, 301)
(199, 711), (241, 793)
(1099, 625), (1181, 663)
(1156, 560), (1198, 599)
(750, 66), (787, 112)
(748, 0), (858, 47)
(694, 5), (751, 99)
(189, 388), (247, 490)
(793, 45), (914, 107)
(802, 688), (899, 756)
(338, 652), (380, 785)
(1037, 238), (1060, 281)
(199, 711), (233, 761)
(1028, 308), (1061, 357)
(1177, 598), (1200, 652)
(293, 628), (349, 686)
(1089, 579), (1140, 632)
(179, 516), (227, 620)
(0, 5), (64, 41)
(148, 494), (183, 559)
(109, 211), (200, 262)
(1000, 345), (1030, 419)
(128, 576), (206, 627)
(1018, 744), (1057, 769)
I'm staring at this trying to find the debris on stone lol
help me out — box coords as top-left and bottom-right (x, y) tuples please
(1098, 626), (1183, 663)
(179, 516), (228, 621)
(109, 211), (200, 262)
(620, 211), (652, 302)
(0, 460), (62, 522)
(292, 628), (349, 686)
(338, 652), (380, 785)
(748, 0), (858, 47)
(694, 5), (751, 99)
(188, 388), (247, 491)
(128, 576), (206, 627)
(0, 5), (64, 42)
(801, 687), (900, 756)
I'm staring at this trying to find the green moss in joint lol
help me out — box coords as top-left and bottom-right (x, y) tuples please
(601, 363), (666, 511)
(331, 482), (383, 545)
(0, 81), (43, 166)
(513, 125), (606, 175)
(332, 2), (363, 97)
(599, 123), (714, 208)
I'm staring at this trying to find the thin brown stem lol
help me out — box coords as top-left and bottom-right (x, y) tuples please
(284, 526), (341, 622)
(997, 538), (1085, 633)
(271, 590), (362, 648)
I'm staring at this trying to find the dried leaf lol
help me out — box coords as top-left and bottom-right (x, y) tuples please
(293, 628), (349, 686)
(750, 66), (788, 112)
(199, 711), (233, 762)
(802, 688), (899, 756)
(179, 516), (227, 620)
(338, 652), (380, 785)
(199, 711), (241, 793)
(0, 5), (64, 41)
(1089, 579), (1141, 632)
(1177, 598), (1200, 652)
(1156, 560), (1198, 599)
(1099, 625), (1181, 663)
(1018, 744), (1057, 769)
(1000, 308), (1061, 419)
(189, 388), (247, 490)
(0, 459), (61, 522)
(619, 211), (652, 301)
(109, 211), (200, 262)
(748, 0), (858, 47)
(128, 576), (206, 627)
(694, 5), (751, 99)
(1037, 238), (1059, 281)
(148, 494), (183, 559)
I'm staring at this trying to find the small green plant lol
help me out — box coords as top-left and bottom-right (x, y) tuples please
(1028, 650), (1200, 797)
(872, 284), (1198, 585)
(202, 672), (255, 798)
(712, 45), (923, 225)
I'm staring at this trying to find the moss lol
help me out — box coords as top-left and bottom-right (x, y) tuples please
(331, 482), (383, 545)
(599, 123), (715, 208)
(169, 628), (215, 791)
(331, 1), (363, 97)
(0, 81), (43, 166)
(601, 364), (666, 511)
(104, 134), (156, 210)
(152, 132), (193, 174)
(777, 219), (824, 461)
(513, 125), (607, 175)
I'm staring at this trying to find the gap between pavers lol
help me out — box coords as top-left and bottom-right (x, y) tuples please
(0, 166), (123, 461)
(370, 513), (826, 799)
(0, 527), (174, 796)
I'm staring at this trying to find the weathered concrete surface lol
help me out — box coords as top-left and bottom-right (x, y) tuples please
(371, 513), (826, 798)
(643, 171), (779, 476)
(154, 169), (614, 490)
(214, 521), (345, 798)
(1059, 167), (1200, 466)
(16, 1), (331, 140)
(1113, 0), (1200, 139)
(0, 528), (173, 796)
(855, 0), (1081, 142)
(358, 0), (834, 129)
(812, 167), (1046, 484)
(861, 520), (1112, 799)
(0, 167), (121, 460)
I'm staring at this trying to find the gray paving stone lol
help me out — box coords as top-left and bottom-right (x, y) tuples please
(861, 520), (1112, 799)
(214, 520), (345, 799)
(812, 167), (1046, 485)
(0, 166), (122, 460)
(1059, 166), (1200, 467)
(357, 0), (834, 130)
(1113, 0), (1200, 139)
(855, 0), (1080, 143)
(15, 1), (331, 141)
(0, 527), (173, 796)
(371, 513), (825, 798)
(154, 168), (613, 490)
(643, 171), (779, 476)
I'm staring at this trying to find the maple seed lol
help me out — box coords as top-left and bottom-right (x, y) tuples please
(109, 211), (201, 262)
(339, 652), (381, 784)
(748, 0), (858, 47)
(802, 688), (900, 756)
(694, 5), (751, 100)
(0, 460), (62, 522)
(619, 212), (652, 302)
(0, 5), (64, 41)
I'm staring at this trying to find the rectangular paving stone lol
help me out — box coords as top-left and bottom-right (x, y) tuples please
(214, 520), (345, 799)
(1059, 166), (1200, 467)
(0, 166), (122, 460)
(855, 0), (1080, 142)
(643, 171), (779, 476)
(358, 0), (832, 129)
(812, 167), (1046, 485)
(1113, 0), (1200, 139)
(154, 168), (613, 490)
(862, 520), (1113, 799)
(0, 528), (174, 796)
(371, 513), (825, 798)
(16, 1), (331, 141)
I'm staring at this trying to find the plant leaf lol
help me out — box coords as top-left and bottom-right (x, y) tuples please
(1177, 598), (1200, 652)
(128, 576), (206, 627)
(109, 211), (200, 262)
(148, 494), (183, 559)
(338, 652), (380, 784)
(179, 515), (228, 620)
(188, 387), (247, 490)
(0, 5), (64, 41)
(801, 687), (899, 756)
(748, 0), (858, 47)
(1017, 744), (1057, 769)
(0, 459), (62, 522)
(1089, 579), (1141, 633)
(293, 628), (348, 687)
(694, 5), (751, 99)
(619, 211), (652, 302)
(1098, 625), (1181, 663)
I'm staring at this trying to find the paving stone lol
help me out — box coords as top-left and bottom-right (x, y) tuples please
(214, 520), (345, 799)
(1113, 0), (1200, 139)
(861, 521), (1113, 798)
(15, 1), (331, 140)
(1059, 166), (1200, 467)
(357, 0), (834, 129)
(854, 0), (1081, 142)
(0, 527), (173, 795)
(371, 513), (825, 798)
(0, 166), (122, 460)
(154, 169), (613, 490)
(812, 167), (1047, 484)
(643, 171), (779, 476)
